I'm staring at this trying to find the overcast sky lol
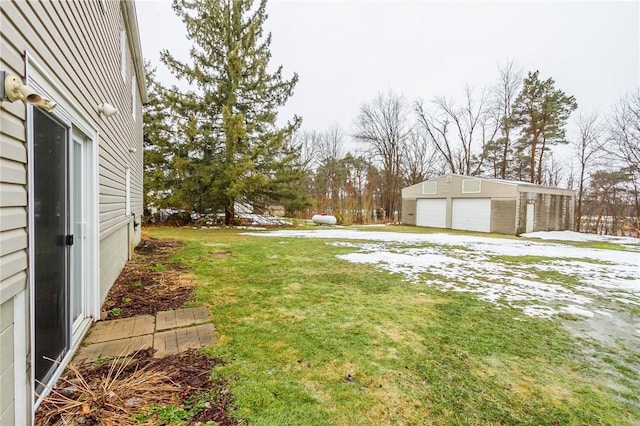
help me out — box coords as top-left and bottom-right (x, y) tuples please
(136, 0), (639, 145)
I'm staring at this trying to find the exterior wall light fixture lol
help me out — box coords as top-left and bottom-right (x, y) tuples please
(1, 71), (57, 111)
(97, 103), (119, 117)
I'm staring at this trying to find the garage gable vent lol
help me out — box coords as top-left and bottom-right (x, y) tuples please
(462, 179), (481, 193)
(422, 181), (437, 194)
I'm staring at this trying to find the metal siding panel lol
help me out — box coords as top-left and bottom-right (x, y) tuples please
(452, 198), (491, 232)
(416, 199), (447, 228)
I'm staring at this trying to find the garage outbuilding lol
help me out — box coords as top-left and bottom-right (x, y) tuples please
(402, 174), (575, 235)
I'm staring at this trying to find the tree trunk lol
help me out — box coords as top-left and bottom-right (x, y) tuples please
(225, 201), (235, 225)
(536, 133), (548, 185)
(576, 168), (585, 232)
(529, 140), (537, 183)
(500, 128), (509, 179)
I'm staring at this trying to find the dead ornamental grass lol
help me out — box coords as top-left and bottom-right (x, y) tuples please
(36, 355), (182, 426)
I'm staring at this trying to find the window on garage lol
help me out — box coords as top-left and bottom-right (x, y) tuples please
(462, 179), (481, 193)
(422, 181), (437, 194)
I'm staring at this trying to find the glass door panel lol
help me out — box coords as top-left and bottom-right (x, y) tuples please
(33, 108), (69, 390)
(71, 136), (84, 329)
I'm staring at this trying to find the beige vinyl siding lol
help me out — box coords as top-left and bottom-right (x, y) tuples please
(0, 12), (27, 314)
(0, 20), (23, 403)
(0, 229), (27, 258)
(5, 0), (144, 238)
(99, 225), (129, 301)
(403, 175), (521, 199)
(0, 13), (28, 416)
(2, 0), (146, 222)
(0, 62), (25, 420)
(401, 199), (417, 225)
(0, 297), (15, 425)
(4, 0), (144, 291)
(1, 1), (145, 421)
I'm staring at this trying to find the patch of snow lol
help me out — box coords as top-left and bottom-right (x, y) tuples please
(521, 230), (640, 244)
(561, 305), (595, 318)
(246, 228), (640, 348)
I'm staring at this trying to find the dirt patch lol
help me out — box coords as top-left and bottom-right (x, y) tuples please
(213, 252), (231, 259)
(102, 237), (196, 319)
(35, 349), (241, 426)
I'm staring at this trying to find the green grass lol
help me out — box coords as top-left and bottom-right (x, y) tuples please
(548, 240), (637, 252)
(147, 227), (639, 425)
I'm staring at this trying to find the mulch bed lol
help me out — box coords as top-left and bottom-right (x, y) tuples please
(35, 235), (244, 425)
(35, 349), (240, 426)
(102, 238), (196, 319)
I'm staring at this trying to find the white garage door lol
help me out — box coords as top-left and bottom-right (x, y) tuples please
(452, 198), (491, 232)
(416, 199), (447, 228)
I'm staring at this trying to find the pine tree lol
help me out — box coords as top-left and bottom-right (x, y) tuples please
(512, 71), (577, 184)
(161, 0), (300, 224)
(143, 64), (177, 213)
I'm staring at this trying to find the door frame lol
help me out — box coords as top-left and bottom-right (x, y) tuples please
(26, 52), (100, 410)
(526, 203), (535, 233)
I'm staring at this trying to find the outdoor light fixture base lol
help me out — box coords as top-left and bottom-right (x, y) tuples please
(0, 70), (57, 111)
(3, 72), (24, 102)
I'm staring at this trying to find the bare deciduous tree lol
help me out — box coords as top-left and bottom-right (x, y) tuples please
(490, 60), (523, 178)
(572, 112), (604, 231)
(607, 89), (640, 233)
(415, 85), (498, 176)
(318, 123), (345, 165)
(322, 124), (346, 209)
(542, 154), (566, 187)
(608, 89), (640, 167)
(292, 130), (322, 171)
(401, 129), (443, 186)
(354, 91), (411, 218)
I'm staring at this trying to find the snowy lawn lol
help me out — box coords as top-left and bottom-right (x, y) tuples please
(248, 227), (639, 350)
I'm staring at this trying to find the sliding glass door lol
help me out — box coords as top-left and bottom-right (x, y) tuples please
(32, 108), (69, 390)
